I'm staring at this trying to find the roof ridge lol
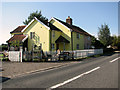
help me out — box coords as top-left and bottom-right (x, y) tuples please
(19, 25), (26, 27)
(53, 17), (92, 36)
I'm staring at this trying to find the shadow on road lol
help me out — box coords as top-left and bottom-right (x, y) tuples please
(0, 76), (10, 83)
(102, 52), (117, 56)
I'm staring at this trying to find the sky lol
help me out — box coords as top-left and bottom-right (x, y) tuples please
(0, 1), (118, 44)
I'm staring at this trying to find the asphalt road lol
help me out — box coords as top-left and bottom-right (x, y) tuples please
(2, 53), (119, 89)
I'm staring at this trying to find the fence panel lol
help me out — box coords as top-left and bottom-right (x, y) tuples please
(74, 49), (103, 59)
(8, 49), (103, 62)
(44, 49), (103, 61)
(9, 51), (22, 62)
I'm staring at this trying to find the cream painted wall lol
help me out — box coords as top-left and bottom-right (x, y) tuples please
(50, 19), (71, 51)
(73, 32), (84, 50)
(23, 20), (50, 51)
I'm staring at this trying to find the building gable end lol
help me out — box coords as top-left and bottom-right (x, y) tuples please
(49, 17), (72, 32)
(22, 17), (50, 33)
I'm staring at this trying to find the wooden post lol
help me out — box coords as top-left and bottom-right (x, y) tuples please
(20, 46), (23, 62)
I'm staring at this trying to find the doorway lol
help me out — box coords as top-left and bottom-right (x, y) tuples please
(56, 43), (59, 50)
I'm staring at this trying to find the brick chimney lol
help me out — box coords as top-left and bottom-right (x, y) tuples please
(66, 16), (72, 25)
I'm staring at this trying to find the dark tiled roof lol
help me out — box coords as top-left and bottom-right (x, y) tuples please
(48, 23), (61, 31)
(54, 17), (92, 36)
(10, 25), (26, 34)
(7, 34), (27, 43)
(55, 35), (70, 43)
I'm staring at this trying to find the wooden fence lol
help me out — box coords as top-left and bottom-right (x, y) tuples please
(8, 51), (22, 62)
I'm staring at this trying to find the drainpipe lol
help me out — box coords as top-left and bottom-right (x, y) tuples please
(71, 31), (74, 59)
(71, 31), (73, 51)
(50, 30), (52, 51)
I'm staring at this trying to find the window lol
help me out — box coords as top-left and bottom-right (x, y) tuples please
(52, 31), (55, 37)
(77, 33), (80, 39)
(51, 43), (55, 49)
(30, 32), (35, 39)
(87, 36), (90, 40)
(76, 44), (79, 50)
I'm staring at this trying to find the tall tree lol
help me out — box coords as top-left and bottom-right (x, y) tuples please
(23, 10), (48, 25)
(98, 24), (112, 48)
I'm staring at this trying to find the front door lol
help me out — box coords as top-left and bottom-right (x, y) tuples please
(56, 43), (59, 50)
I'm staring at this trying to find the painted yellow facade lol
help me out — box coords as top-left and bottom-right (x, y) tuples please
(72, 32), (84, 50)
(23, 20), (50, 51)
(9, 17), (90, 52)
(50, 19), (72, 51)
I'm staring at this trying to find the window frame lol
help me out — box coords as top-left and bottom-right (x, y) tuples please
(76, 44), (79, 50)
(76, 33), (80, 39)
(30, 32), (35, 39)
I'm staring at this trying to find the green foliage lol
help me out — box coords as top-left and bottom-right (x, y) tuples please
(111, 35), (118, 46)
(10, 40), (22, 47)
(23, 10), (48, 25)
(111, 35), (120, 49)
(98, 24), (112, 47)
(91, 36), (104, 49)
(0, 44), (8, 51)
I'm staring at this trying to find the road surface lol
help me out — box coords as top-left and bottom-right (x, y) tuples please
(2, 53), (119, 89)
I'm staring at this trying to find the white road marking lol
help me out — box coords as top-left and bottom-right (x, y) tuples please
(110, 57), (120, 63)
(50, 67), (100, 89)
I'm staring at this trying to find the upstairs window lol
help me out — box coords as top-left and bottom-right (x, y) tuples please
(30, 32), (35, 39)
(77, 33), (80, 39)
(87, 36), (90, 40)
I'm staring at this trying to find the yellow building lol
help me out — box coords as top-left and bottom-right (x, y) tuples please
(7, 16), (92, 52)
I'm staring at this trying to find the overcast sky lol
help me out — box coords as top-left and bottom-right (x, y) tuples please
(0, 1), (119, 44)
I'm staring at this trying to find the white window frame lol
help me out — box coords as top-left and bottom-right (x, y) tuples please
(30, 32), (35, 39)
(77, 33), (80, 39)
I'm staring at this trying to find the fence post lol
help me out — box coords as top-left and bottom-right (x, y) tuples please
(20, 47), (23, 62)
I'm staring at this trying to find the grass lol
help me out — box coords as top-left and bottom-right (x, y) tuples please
(0, 53), (9, 61)
(0, 53), (3, 57)
(0, 53), (4, 61)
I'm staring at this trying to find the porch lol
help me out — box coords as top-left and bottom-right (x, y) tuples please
(55, 35), (70, 51)
(7, 34), (28, 51)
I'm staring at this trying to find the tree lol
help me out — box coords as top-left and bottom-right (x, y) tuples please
(111, 35), (120, 49)
(91, 36), (104, 49)
(118, 36), (120, 49)
(98, 24), (112, 48)
(0, 44), (8, 51)
(111, 35), (118, 47)
(23, 10), (48, 25)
